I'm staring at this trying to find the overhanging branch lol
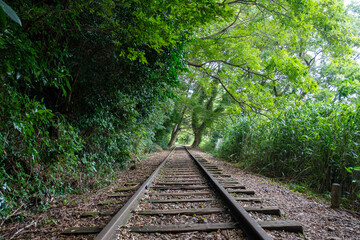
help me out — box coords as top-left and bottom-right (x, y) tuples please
(207, 73), (270, 118)
(186, 59), (275, 81)
(217, 0), (256, 6)
(217, 0), (288, 19)
(201, 9), (242, 40)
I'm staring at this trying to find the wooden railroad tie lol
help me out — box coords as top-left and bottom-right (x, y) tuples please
(136, 207), (225, 215)
(155, 181), (206, 185)
(136, 206), (281, 216)
(80, 211), (114, 218)
(97, 200), (123, 206)
(79, 207), (280, 218)
(213, 174), (231, 177)
(223, 185), (248, 190)
(62, 219), (302, 235)
(149, 191), (212, 196)
(114, 185), (139, 192)
(160, 176), (202, 179)
(152, 185), (210, 190)
(130, 223), (238, 233)
(129, 220), (303, 233)
(161, 175), (200, 178)
(149, 198), (216, 203)
(227, 189), (255, 194)
(259, 220), (303, 233)
(159, 178), (202, 181)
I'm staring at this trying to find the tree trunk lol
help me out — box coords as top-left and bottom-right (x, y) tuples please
(191, 128), (204, 148)
(168, 124), (181, 147)
(191, 133), (201, 148)
(168, 107), (187, 147)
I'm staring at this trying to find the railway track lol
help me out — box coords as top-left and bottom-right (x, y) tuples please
(63, 146), (303, 239)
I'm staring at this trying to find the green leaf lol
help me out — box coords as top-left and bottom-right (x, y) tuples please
(0, 0), (22, 26)
(353, 166), (360, 171)
(61, 85), (67, 97)
(0, 8), (6, 31)
(66, 80), (72, 91)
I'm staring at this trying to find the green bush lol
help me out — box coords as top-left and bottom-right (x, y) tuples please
(215, 118), (253, 163)
(0, 0), (190, 220)
(0, 88), (83, 218)
(214, 101), (360, 204)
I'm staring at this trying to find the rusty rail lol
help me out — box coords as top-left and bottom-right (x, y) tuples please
(94, 147), (176, 240)
(95, 146), (272, 240)
(185, 146), (272, 240)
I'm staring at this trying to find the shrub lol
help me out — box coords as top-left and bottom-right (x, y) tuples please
(214, 101), (360, 205)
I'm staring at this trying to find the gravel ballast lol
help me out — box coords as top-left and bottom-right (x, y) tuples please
(191, 149), (360, 240)
(2, 148), (359, 239)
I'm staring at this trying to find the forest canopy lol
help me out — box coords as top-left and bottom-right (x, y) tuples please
(1, 0), (360, 220)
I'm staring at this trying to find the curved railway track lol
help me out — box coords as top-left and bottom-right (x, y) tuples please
(63, 146), (303, 239)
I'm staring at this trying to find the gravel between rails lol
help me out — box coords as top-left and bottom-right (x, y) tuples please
(117, 148), (247, 240)
(190, 149), (360, 240)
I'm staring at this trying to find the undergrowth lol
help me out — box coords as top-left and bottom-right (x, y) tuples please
(207, 101), (360, 210)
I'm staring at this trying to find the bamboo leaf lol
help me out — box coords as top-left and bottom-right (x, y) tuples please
(0, 8), (6, 32)
(0, 0), (22, 26)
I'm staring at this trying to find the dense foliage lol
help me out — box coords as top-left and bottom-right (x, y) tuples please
(185, 0), (360, 207)
(0, 0), (230, 220)
(1, 0), (360, 221)
(212, 101), (360, 206)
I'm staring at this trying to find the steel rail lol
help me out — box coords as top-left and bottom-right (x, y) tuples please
(94, 147), (177, 240)
(185, 146), (272, 240)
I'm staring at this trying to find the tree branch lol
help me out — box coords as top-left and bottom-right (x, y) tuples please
(208, 73), (270, 118)
(186, 59), (275, 81)
(217, 0), (256, 6)
(217, 0), (288, 20)
(201, 9), (242, 40)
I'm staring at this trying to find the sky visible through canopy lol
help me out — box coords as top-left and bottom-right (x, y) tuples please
(345, 0), (359, 5)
